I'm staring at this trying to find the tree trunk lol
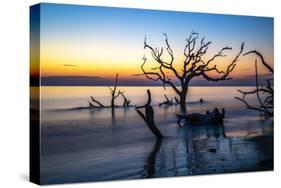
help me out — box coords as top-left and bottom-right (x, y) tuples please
(111, 97), (115, 108)
(135, 90), (163, 139)
(179, 86), (188, 112)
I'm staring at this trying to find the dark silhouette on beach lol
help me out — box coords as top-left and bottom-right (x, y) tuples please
(141, 32), (244, 111)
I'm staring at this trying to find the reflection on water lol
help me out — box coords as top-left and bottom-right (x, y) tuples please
(39, 86), (273, 184)
(141, 139), (162, 178)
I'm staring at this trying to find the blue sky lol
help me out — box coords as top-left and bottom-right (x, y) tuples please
(34, 3), (274, 86)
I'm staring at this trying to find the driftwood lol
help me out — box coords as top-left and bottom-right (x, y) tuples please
(88, 73), (134, 109)
(159, 95), (204, 107)
(235, 51), (273, 117)
(89, 96), (105, 108)
(176, 108), (225, 126)
(159, 94), (174, 106)
(141, 32), (244, 111)
(135, 90), (163, 139)
(118, 91), (131, 107)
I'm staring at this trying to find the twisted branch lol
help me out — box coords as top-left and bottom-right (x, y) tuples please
(235, 51), (273, 117)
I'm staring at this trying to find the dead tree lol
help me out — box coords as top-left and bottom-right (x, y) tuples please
(142, 32), (244, 111)
(159, 94), (173, 106)
(119, 91), (131, 107)
(88, 73), (132, 109)
(108, 73), (121, 108)
(235, 51), (273, 117)
(135, 90), (163, 139)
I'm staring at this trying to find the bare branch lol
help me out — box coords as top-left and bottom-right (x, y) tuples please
(235, 97), (270, 114)
(142, 32), (245, 111)
(159, 94), (174, 106)
(109, 73), (121, 108)
(119, 91), (131, 107)
(90, 96), (105, 108)
(144, 35), (181, 80)
(244, 50), (273, 73)
(201, 42), (244, 81)
(235, 50), (273, 117)
(141, 56), (181, 94)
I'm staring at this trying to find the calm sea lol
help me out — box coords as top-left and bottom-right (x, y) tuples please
(35, 86), (273, 184)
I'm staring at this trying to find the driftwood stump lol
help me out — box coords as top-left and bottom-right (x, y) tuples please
(176, 108), (225, 126)
(136, 90), (163, 139)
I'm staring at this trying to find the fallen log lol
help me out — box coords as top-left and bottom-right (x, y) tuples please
(176, 107), (225, 126)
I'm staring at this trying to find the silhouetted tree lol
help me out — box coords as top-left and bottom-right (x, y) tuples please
(89, 73), (132, 108)
(235, 51), (273, 117)
(135, 90), (163, 139)
(108, 74), (121, 108)
(141, 32), (244, 111)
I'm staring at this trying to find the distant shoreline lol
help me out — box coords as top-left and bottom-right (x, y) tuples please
(34, 85), (258, 87)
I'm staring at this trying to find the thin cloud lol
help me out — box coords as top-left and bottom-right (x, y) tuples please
(131, 73), (144, 77)
(63, 64), (79, 67)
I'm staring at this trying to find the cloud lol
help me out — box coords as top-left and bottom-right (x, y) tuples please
(131, 73), (144, 77)
(63, 64), (79, 67)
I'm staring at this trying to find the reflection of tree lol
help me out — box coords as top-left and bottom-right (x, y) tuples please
(141, 139), (162, 178)
(206, 123), (226, 138)
(178, 121), (227, 139)
(111, 108), (116, 125)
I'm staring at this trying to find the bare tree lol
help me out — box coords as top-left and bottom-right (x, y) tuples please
(89, 73), (133, 109)
(141, 32), (244, 111)
(235, 51), (273, 117)
(108, 74), (121, 108)
(135, 90), (163, 139)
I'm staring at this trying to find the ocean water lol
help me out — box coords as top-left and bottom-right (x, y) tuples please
(37, 86), (273, 184)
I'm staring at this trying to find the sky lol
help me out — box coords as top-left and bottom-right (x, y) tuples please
(31, 3), (274, 86)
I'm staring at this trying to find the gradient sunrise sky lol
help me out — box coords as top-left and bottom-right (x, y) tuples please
(31, 3), (273, 86)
